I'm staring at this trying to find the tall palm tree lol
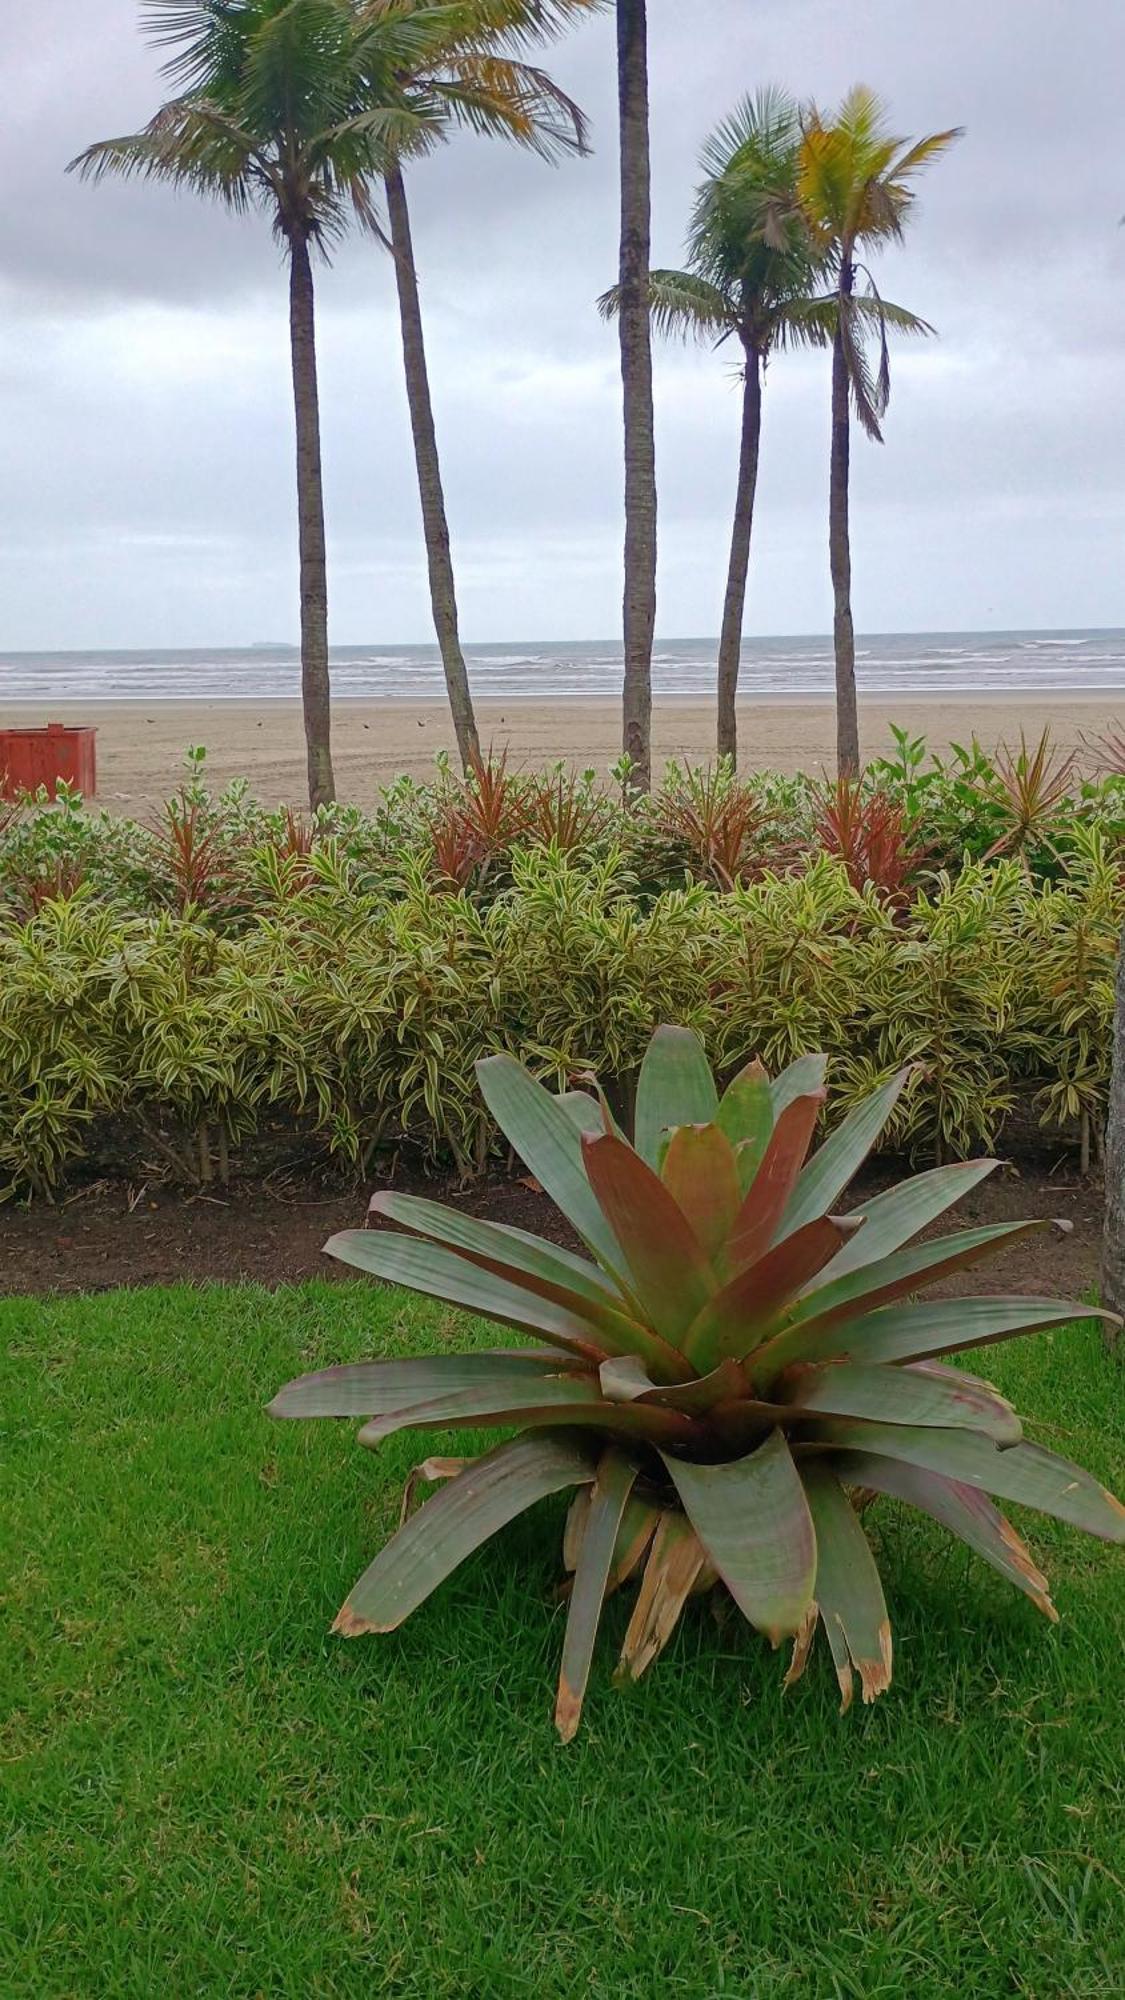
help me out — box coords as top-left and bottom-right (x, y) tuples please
(354, 0), (605, 771)
(70, 0), (448, 810)
(602, 89), (826, 766)
(1104, 918), (1125, 1325)
(616, 0), (656, 791)
(798, 86), (960, 775)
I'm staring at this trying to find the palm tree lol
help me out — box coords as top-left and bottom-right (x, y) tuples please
(1104, 919), (1125, 1328)
(70, 0), (448, 810)
(601, 89), (826, 766)
(616, 0), (656, 791)
(798, 86), (960, 775)
(355, 0), (604, 771)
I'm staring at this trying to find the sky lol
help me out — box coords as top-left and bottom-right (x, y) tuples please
(1, 0), (1122, 651)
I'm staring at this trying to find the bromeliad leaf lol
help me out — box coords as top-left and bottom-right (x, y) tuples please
(777, 1068), (912, 1241)
(661, 1431), (816, 1642)
(269, 1349), (576, 1420)
(769, 1053), (828, 1118)
(354, 1376), (700, 1451)
(715, 1062), (773, 1189)
(369, 1190), (621, 1309)
(797, 1461), (892, 1710)
(660, 1122), (742, 1262)
(789, 1293), (1118, 1367)
(779, 1358), (1022, 1442)
(633, 1026), (719, 1169)
(614, 1512), (707, 1682)
(334, 1431), (597, 1636)
(832, 1452), (1058, 1621)
(475, 1053), (627, 1277)
(326, 1230), (610, 1361)
(727, 1090), (826, 1271)
(811, 1161), (1000, 1284)
(755, 1221), (1056, 1376)
(688, 1216), (862, 1369)
(807, 1423), (1125, 1542)
(581, 1131), (712, 1350)
(556, 1449), (639, 1741)
(275, 1025), (1125, 1732)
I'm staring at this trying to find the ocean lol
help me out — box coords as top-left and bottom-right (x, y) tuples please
(2, 630), (1124, 703)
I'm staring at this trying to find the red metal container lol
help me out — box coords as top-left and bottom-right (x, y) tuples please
(0, 723), (98, 801)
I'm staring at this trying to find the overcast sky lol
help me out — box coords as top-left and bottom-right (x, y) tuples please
(1, 0), (1122, 650)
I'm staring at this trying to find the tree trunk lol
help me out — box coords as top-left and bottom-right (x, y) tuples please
(616, 0), (656, 792)
(288, 232), (335, 809)
(716, 343), (763, 768)
(829, 272), (860, 779)
(1102, 918), (1125, 1334)
(385, 162), (480, 772)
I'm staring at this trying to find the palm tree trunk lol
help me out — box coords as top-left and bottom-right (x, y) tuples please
(616, 0), (656, 792)
(829, 281), (860, 779)
(288, 232), (335, 809)
(716, 344), (763, 768)
(1102, 918), (1125, 1337)
(384, 162), (480, 772)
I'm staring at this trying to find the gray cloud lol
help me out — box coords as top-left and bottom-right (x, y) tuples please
(0, 0), (1122, 648)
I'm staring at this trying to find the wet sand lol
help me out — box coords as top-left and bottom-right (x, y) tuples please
(3, 694), (1120, 810)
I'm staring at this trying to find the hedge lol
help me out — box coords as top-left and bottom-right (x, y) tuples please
(1, 839), (1119, 1199)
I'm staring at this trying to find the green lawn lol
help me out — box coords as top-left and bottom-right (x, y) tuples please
(3, 1280), (1123, 1999)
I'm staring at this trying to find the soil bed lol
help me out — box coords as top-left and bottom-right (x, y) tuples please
(0, 1156), (1105, 1301)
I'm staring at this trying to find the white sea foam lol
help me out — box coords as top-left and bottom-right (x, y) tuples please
(1, 630), (1123, 703)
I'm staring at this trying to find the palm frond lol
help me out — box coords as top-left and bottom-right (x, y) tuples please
(381, 0), (610, 60)
(599, 269), (737, 343)
(418, 51), (589, 158)
(68, 96), (268, 211)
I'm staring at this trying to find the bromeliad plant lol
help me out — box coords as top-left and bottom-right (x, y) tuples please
(270, 1029), (1124, 1734)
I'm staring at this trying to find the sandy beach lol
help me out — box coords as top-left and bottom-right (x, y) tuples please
(3, 693), (1122, 811)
